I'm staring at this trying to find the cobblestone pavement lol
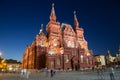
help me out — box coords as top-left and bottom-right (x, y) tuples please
(0, 69), (120, 80)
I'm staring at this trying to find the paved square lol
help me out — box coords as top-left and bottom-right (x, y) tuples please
(0, 69), (120, 80)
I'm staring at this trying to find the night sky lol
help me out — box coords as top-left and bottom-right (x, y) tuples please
(0, 0), (120, 61)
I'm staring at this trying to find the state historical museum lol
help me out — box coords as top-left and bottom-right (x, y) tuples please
(22, 4), (94, 70)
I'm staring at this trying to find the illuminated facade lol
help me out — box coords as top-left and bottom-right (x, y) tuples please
(22, 4), (94, 70)
(94, 55), (106, 68)
(106, 50), (115, 66)
(115, 46), (120, 65)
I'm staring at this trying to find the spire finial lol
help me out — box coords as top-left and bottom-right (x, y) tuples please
(50, 3), (56, 21)
(108, 50), (110, 53)
(74, 10), (77, 20)
(107, 50), (111, 55)
(52, 3), (54, 7)
(41, 24), (43, 30)
(74, 10), (79, 28)
(39, 24), (43, 34)
(74, 11), (76, 15)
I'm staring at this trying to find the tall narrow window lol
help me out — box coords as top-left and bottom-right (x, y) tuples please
(57, 58), (60, 65)
(80, 55), (83, 63)
(74, 50), (76, 56)
(65, 55), (69, 63)
(51, 61), (54, 68)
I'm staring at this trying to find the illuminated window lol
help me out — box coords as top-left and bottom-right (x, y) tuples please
(51, 61), (54, 68)
(80, 55), (83, 63)
(64, 55), (69, 63)
(57, 58), (60, 65)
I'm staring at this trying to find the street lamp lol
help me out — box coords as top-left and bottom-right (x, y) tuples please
(0, 52), (2, 58)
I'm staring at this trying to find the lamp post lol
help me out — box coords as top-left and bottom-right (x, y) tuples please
(0, 52), (2, 58)
(0, 52), (2, 64)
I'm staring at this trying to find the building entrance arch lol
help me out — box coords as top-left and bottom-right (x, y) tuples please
(71, 57), (79, 71)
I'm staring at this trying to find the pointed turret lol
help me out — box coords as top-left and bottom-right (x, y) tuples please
(107, 50), (111, 56)
(50, 3), (56, 21)
(108, 50), (110, 55)
(74, 11), (79, 28)
(39, 24), (44, 34)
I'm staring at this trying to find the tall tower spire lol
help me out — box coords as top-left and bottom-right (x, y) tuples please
(41, 24), (43, 31)
(39, 24), (43, 34)
(74, 11), (79, 28)
(50, 3), (56, 21)
(107, 50), (111, 55)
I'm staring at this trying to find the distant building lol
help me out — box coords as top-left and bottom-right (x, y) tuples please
(114, 46), (120, 65)
(106, 50), (116, 66)
(94, 55), (106, 68)
(6, 59), (21, 72)
(22, 3), (94, 70)
(0, 59), (7, 72)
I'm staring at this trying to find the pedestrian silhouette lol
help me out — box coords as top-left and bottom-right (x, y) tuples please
(50, 69), (54, 77)
(97, 67), (104, 80)
(109, 66), (115, 80)
(26, 70), (30, 80)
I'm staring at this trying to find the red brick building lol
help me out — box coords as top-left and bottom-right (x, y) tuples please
(22, 3), (94, 70)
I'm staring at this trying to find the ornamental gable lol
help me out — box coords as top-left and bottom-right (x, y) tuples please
(61, 23), (76, 48)
(36, 33), (47, 47)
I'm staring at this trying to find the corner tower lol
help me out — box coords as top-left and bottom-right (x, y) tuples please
(36, 24), (47, 47)
(46, 3), (61, 54)
(74, 11), (88, 50)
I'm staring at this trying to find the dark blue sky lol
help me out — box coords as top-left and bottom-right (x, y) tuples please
(0, 0), (120, 61)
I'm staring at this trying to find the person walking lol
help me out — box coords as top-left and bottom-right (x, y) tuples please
(96, 67), (104, 80)
(20, 69), (24, 79)
(50, 69), (54, 77)
(27, 70), (30, 80)
(109, 66), (115, 80)
(100, 68), (104, 80)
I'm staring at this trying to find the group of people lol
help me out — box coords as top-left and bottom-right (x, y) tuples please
(21, 69), (30, 80)
(20, 67), (116, 80)
(20, 68), (56, 79)
(44, 68), (56, 77)
(97, 66), (115, 80)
